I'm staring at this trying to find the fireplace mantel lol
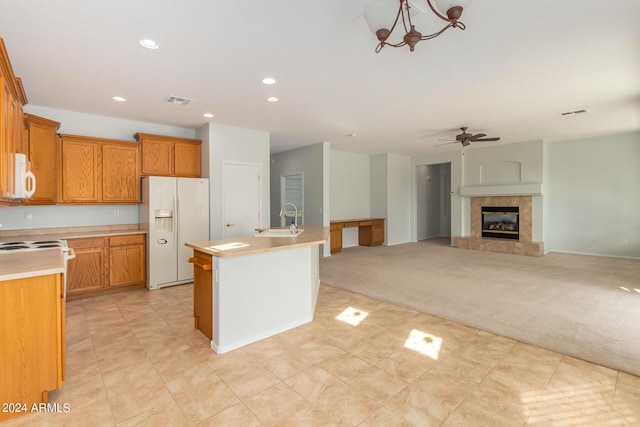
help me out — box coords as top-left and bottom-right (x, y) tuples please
(459, 183), (542, 197)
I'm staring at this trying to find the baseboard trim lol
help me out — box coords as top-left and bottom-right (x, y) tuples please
(549, 250), (640, 260)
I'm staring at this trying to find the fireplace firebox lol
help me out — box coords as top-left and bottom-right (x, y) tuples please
(482, 206), (519, 240)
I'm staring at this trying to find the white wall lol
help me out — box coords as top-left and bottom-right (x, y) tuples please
(201, 123), (270, 240)
(546, 131), (640, 258)
(330, 150), (371, 248)
(0, 105), (195, 231)
(271, 143), (326, 228)
(370, 153), (411, 246)
(461, 140), (544, 241)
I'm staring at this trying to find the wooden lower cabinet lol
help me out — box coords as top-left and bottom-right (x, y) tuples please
(108, 234), (145, 287)
(330, 223), (343, 254)
(66, 234), (146, 300)
(190, 250), (213, 340)
(0, 273), (64, 422)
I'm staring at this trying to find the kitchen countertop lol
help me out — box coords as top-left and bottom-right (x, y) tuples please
(0, 224), (145, 244)
(0, 248), (66, 281)
(186, 225), (328, 258)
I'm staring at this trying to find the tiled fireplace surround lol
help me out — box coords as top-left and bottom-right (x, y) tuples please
(456, 195), (544, 256)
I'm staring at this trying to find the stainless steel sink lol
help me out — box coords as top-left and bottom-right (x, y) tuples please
(254, 228), (304, 237)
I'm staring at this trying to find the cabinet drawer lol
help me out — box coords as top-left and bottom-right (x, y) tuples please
(67, 237), (106, 249)
(358, 220), (373, 226)
(109, 234), (144, 247)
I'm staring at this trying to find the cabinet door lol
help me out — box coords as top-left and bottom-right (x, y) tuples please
(102, 142), (140, 202)
(0, 274), (62, 422)
(59, 138), (101, 202)
(25, 114), (59, 204)
(174, 141), (201, 177)
(66, 238), (107, 294)
(372, 220), (384, 246)
(0, 77), (15, 201)
(108, 234), (145, 287)
(191, 251), (213, 340)
(140, 137), (174, 176)
(330, 224), (343, 254)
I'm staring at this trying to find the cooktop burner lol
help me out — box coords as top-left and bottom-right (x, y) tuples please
(0, 239), (67, 252)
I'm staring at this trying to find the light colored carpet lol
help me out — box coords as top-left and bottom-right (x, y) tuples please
(320, 238), (640, 377)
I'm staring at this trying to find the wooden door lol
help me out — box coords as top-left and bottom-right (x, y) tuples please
(66, 238), (107, 295)
(25, 114), (59, 204)
(102, 142), (139, 202)
(108, 235), (145, 287)
(0, 274), (62, 422)
(0, 77), (14, 200)
(140, 137), (174, 176)
(192, 251), (213, 340)
(222, 162), (261, 238)
(59, 138), (101, 202)
(174, 141), (201, 177)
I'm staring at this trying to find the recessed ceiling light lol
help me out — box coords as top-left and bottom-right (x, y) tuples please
(203, 113), (214, 118)
(267, 97), (279, 103)
(112, 96), (127, 102)
(139, 39), (159, 49)
(262, 77), (276, 85)
(348, 133), (357, 137)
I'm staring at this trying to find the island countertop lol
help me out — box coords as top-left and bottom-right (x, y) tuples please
(186, 225), (329, 258)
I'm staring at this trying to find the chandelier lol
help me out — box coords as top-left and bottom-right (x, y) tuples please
(363, 0), (470, 52)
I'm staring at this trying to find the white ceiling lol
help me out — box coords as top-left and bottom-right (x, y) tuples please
(1, 0), (639, 155)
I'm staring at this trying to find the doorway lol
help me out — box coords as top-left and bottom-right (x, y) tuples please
(280, 173), (304, 226)
(416, 163), (451, 240)
(222, 162), (261, 238)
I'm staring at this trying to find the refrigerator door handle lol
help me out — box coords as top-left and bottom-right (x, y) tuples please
(174, 195), (178, 250)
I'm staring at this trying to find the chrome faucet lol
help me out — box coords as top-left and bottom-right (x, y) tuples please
(279, 202), (298, 233)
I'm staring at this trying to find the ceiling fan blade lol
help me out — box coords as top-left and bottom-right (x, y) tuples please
(469, 133), (486, 140)
(474, 137), (500, 142)
(434, 141), (458, 147)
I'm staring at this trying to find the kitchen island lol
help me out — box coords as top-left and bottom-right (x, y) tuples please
(186, 225), (328, 354)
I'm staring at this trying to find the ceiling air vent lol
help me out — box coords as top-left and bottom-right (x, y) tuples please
(561, 109), (589, 116)
(165, 95), (192, 106)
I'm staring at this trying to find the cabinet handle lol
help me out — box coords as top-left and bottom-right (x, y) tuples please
(188, 257), (212, 271)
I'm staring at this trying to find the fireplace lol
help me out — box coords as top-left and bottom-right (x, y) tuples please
(482, 206), (519, 240)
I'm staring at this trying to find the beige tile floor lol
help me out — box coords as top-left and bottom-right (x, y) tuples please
(5, 283), (640, 426)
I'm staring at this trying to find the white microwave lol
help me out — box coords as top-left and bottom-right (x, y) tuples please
(13, 153), (36, 200)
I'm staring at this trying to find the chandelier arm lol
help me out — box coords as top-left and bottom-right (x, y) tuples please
(401, 0), (413, 32)
(425, 0), (453, 22)
(419, 23), (456, 40)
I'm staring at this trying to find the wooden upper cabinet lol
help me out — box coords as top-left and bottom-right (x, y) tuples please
(174, 141), (201, 177)
(135, 133), (201, 177)
(0, 38), (28, 204)
(58, 134), (140, 204)
(58, 136), (101, 203)
(102, 142), (140, 202)
(24, 114), (60, 205)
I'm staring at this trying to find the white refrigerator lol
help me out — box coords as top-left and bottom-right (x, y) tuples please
(139, 176), (209, 290)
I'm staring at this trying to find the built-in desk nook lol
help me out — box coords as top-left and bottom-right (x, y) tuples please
(330, 218), (385, 253)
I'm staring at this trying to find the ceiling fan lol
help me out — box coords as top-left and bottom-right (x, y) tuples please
(435, 127), (500, 147)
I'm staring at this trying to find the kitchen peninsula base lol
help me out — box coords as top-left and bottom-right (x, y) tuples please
(187, 226), (328, 353)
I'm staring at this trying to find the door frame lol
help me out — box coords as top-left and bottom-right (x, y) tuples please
(221, 161), (262, 238)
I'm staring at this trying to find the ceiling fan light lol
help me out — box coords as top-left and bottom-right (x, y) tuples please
(363, 0), (399, 34)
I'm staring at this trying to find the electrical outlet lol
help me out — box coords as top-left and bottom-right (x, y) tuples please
(622, 240), (629, 246)
(25, 212), (33, 221)
(113, 209), (120, 217)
